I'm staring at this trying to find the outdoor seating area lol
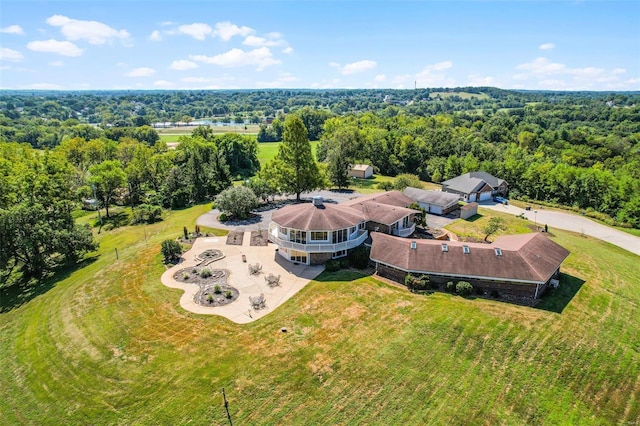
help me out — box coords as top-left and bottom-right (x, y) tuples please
(249, 293), (266, 310)
(265, 273), (281, 288)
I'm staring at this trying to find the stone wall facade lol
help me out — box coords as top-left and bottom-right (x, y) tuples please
(310, 252), (333, 265)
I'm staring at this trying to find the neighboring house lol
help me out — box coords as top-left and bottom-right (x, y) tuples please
(370, 232), (570, 300)
(348, 164), (374, 179)
(459, 202), (478, 220)
(441, 172), (508, 202)
(403, 187), (459, 215)
(268, 192), (419, 265)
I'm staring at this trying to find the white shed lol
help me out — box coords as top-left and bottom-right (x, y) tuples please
(348, 164), (373, 179)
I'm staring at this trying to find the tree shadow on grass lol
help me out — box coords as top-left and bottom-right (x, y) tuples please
(535, 272), (585, 314)
(464, 213), (484, 222)
(0, 256), (98, 313)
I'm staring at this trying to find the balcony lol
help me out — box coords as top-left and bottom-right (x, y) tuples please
(392, 223), (415, 238)
(269, 224), (368, 253)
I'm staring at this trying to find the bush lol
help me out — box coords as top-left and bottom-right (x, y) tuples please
(219, 213), (228, 222)
(456, 281), (474, 296)
(183, 273), (190, 280)
(215, 186), (259, 219)
(214, 284), (222, 294)
(200, 268), (212, 278)
(183, 226), (189, 240)
(224, 290), (233, 299)
(490, 289), (501, 298)
(131, 204), (162, 224)
(161, 239), (182, 263)
(377, 181), (394, 191)
(405, 273), (430, 292)
(393, 174), (423, 191)
(325, 259), (343, 272)
(348, 245), (370, 269)
(446, 281), (455, 292)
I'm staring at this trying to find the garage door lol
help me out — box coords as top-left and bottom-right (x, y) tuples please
(468, 193), (476, 202)
(479, 192), (492, 201)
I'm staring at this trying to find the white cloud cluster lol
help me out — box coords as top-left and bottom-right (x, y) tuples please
(539, 43), (555, 51)
(0, 47), (24, 62)
(178, 23), (213, 40)
(514, 57), (637, 90)
(214, 21), (254, 41)
(0, 25), (24, 35)
(149, 30), (162, 41)
(170, 60), (198, 71)
(126, 67), (156, 77)
(46, 15), (130, 45)
(190, 47), (280, 71)
(256, 72), (297, 88)
(27, 39), (84, 57)
(330, 60), (377, 75)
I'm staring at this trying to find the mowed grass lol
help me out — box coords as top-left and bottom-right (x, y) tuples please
(257, 141), (320, 166)
(1, 207), (640, 424)
(445, 207), (534, 241)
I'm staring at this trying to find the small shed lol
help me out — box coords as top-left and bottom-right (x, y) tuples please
(348, 164), (373, 179)
(82, 198), (99, 211)
(460, 202), (478, 220)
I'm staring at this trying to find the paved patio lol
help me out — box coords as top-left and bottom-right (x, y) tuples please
(160, 232), (324, 324)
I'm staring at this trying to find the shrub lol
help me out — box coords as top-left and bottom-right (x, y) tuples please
(131, 204), (162, 224)
(393, 174), (423, 191)
(224, 290), (233, 299)
(325, 259), (343, 272)
(200, 268), (212, 278)
(377, 181), (394, 191)
(490, 289), (501, 298)
(405, 273), (430, 292)
(348, 245), (370, 269)
(219, 213), (228, 222)
(161, 239), (182, 263)
(215, 186), (259, 219)
(214, 284), (222, 294)
(446, 281), (455, 292)
(207, 294), (214, 303)
(183, 226), (189, 240)
(183, 273), (190, 280)
(456, 281), (474, 296)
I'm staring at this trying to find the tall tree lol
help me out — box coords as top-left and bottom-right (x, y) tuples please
(89, 160), (126, 218)
(271, 115), (323, 201)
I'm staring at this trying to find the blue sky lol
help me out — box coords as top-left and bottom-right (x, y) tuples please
(1, 1), (638, 91)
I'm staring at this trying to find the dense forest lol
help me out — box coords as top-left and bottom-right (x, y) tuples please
(1, 88), (639, 285)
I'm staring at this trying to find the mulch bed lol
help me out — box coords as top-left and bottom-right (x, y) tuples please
(226, 231), (244, 246)
(250, 230), (268, 246)
(172, 266), (239, 307)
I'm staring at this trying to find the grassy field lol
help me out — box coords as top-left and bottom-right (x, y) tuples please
(257, 141), (320, 166)
(1, 205), (639, 424)
(445, 207), (535, 241)
(429, 91), (490, 100)
(157, 125), (261, 143)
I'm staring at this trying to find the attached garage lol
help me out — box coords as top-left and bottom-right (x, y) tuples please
(403, 187), (460, 216)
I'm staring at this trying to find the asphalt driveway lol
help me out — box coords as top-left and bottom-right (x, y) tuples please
(479, 201), (640, 256)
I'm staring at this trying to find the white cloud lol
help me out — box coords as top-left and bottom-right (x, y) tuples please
(49, 60), (64, 67)
(116, 62), (128, 68)
(612, 68), (626, 75)
(310, 78), (341, 89)
(243, 34), (284, 47)
(0, 47), (24, 62)
(282, 46), (294, 54)
(25, 83), (64, 90)
(27, 39), (84, 57)
(153, 80), (174, 87)
(170, 59), (198, 71)
(414, 61), (455, 87)
(189, 47), (280, 71)
(178, 23), (213, 40)
(467, 74), (495, 86)
(214, 21), (254, 41)
(0, 25), (24, 35)
(126, 67), (156, 77)
(374, 74), (386, 82)
(539, 43), (555, 51)
(181, 77), (210, 83)
(330, 60), (377, 75)
(149, 30), (162, 41)
(516, 57), (567, 75)
(256, 72), (297, 88)
(46, 14), (130, 45)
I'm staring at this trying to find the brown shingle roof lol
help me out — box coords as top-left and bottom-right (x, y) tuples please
(271, 202), (364, 231)
(356, 202), (419, 226)
(370, 232), (569, 283)
(343, 190), (413, 208)
(403, 187), (460, 207)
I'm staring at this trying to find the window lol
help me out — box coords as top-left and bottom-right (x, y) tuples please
(350, 227), (356, 235)
(494, 248), (502, 256)
(441, 243), (448, 252)
(333, 250), (347, 259)
(332, 228), (348, 243)
(290, 249), (307, 264)
(280, 227), (288, 235)
(410, 241), (417, 249)
(463, 245), (470, 254)
(290, 230), (307, 244)
(359, 222), (365, 230)
(310, 231), (328, 241)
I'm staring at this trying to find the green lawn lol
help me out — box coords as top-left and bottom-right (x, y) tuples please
(257, 140), (320, 166)
(1, 205), (639, 424)
(445, 207), (534, 241)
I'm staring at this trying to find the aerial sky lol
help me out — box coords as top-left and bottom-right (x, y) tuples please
(0, 0), (638, 91)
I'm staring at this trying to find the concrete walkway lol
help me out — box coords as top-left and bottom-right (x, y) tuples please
(479, 201), (640, 256)
(160, 233), (324, 323)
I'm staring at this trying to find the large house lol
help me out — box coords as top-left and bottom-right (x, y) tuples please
(370, 232), (569, 300)
(403, 187), (460, 216)
(269, 192), (419, 265)
(441, 172), (508, 202)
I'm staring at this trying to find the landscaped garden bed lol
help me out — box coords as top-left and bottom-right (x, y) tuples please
(172, 266), (239, 307)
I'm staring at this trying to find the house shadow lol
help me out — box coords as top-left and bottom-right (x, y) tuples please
(464, 213), (484, 222)
(534, 272), (585, 314)
(0, 256), (98, 313)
